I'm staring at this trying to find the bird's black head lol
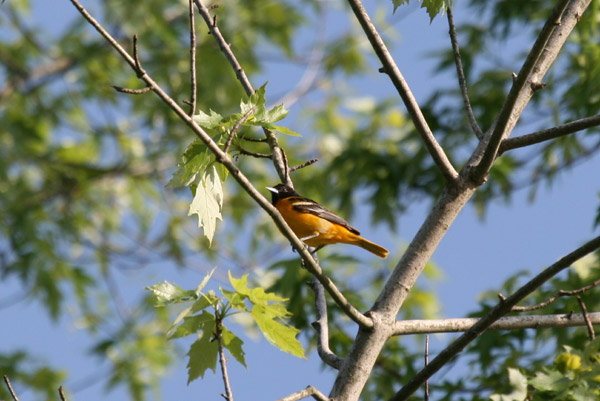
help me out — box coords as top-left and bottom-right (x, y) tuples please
(266, 184), (298, 203)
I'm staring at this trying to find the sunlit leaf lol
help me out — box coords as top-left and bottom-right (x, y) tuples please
(188, 166), (224, 245)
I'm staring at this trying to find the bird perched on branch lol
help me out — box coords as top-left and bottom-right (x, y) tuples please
(267, 184), (389, 258)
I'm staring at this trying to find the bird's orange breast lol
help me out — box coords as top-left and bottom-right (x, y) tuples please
(274, 198), (359, 247)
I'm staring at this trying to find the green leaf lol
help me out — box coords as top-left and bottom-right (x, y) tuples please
(188, 166), (224, 245)
(489, 368), (527, 401)
(222, 326), (246, 367)
(193, 109), (224, 129)
(170, 311), (216, 339)
(240, 83), (267, 114)
(186, 313), (218, 383)
(228, 272), (288, 306)
(191, 291), (219, 313)
(392, 0), (410, 13)
(167, 140), (213, 187)
(239, 83), (300, 136)
(529, 369), (571, 392)
(221, 288), (247, 310)
(422, 0), (452, 21)
(392, 0), (451, 21)
(146, 281), (195, 306)
(195, 266), (217, 295)
(250, 304), (305, 358)
(227, 271), (303, 357)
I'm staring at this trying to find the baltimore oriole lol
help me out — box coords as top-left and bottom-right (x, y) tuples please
(266, 184), (389, 258)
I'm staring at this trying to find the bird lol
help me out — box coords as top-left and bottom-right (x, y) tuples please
(266, 184), (389, 258)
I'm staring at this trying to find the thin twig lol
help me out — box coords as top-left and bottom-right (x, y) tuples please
(188, 0), (197, 116)
(447, 8), (483, 139)
(224, 106), (256, 153)
(500, 276), (600, 312)
(499, 114), (600, 154)
(308, 275), (344, 369)
(132, 34), (144, 76)
(391, 234), (600, 400)
(470, 0), (573, 183)
(68, 0), (372, 330)
(345, 0), (458, 183)
(391, 312), (600, 335)
(238, 149), (272, 159)
(216, 316), (234, 401)
(242, 136), (268, 143)
(3, 375), (20, 401)
(576, 296), (595, 340)
(111, 85), (151, 94)
(290, 158), (318, 172)
(193, 0), (291, 185)
(276, 385), (330, 401)
(424, 336), (429, 401)
(58, 386), (68, 401)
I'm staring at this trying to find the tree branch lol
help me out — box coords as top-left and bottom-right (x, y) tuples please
(290, 158), (319, 172)
(499, 114), (600, 154)
(193, 0), (291, 185)
(499, 276), (600, 312)
(469, 0), (586, 183)
(576, 296), (595, 340)
(308, 275), (344, 370)
(3, 375), (20, 401)
(392, 312), (600, 335)
(276, 385), (330, 401)
(187, 0), (198, 116)
(390, 234), (600, 401)
(67, 0), (372, 330)
(216, 316), (234, 401)
(447, 7), (483, 139)
(58, 386), (68, 401)
(345, 0), (459, 183)
(224, 106), (256, 154)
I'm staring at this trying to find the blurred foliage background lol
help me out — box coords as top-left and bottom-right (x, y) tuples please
(1, 0), (600, 400)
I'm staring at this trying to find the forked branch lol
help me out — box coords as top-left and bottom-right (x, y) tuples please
(499, 114), (600, 154)
(390, 234), (600, 400)
(447, 8), (483, 139)
(193, 0), (291, 185)
(68, 0), (372, 330)
(392, 312), (600, 335)
(470, 0), (580, 182)
(276, 385), (330, 401)
(346, 0), (458, 183)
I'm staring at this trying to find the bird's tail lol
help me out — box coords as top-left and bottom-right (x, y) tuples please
(354, 237), (389, 258)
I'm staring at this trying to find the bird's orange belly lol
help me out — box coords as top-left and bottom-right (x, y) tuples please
(283, 212), (355, 246)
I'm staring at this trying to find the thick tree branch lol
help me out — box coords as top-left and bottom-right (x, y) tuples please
(67, 0), (372, 330)
(276, 385), (330, 401)
(193, 0), (291, 185)
(308, 275), (344, 369)
(345, 0), (459, 183)
(499, 114), (600, 154)
(392, 312), (600, 335)
(390, 234), (600, 401)
(469, 0), (587, 183)
(447, 8), (483, 139)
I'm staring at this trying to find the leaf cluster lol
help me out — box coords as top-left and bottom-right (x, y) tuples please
(146, 269), (305, 384)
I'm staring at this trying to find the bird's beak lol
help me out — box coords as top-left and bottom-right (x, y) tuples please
(266, 186), (278, 194)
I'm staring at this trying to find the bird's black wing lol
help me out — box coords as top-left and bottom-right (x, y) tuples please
(291, 196), (360, 235)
